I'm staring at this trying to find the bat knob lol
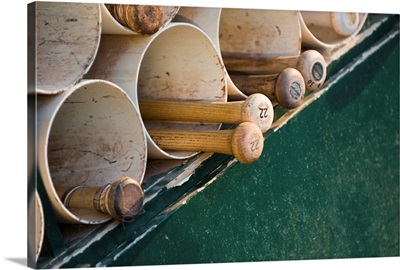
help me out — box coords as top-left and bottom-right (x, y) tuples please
(296, 50), (327, 91)
(275, 68), (306, 109)
(331, 12), (359, 37)
(231, 122), (264, 164)
(241, 93), (274, 133)
(104, 176), (144, 222)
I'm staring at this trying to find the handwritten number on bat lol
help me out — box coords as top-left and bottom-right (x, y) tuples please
(259, 108), (268, 119)
(250, 139), (260, 152)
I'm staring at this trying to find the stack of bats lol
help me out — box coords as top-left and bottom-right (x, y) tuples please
(34, 3), (366, 227)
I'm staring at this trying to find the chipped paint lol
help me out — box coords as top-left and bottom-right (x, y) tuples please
(50, 220), (120, 268)
(166, 153), (213, 189)
(110, 224), (159, 264)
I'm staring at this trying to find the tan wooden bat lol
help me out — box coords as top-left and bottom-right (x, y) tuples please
(223, 50), (327, 91)
(55, 176), (144, 222)
(147, 122), (264, 164)
(299, 12), (368, 50)
(230, 68), (306, 109)
(139, 93), (273, 133)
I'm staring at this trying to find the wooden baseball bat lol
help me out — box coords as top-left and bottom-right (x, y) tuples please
(223, 50), (327, 91)
(147, 122), (264, 164)
(301, 11), (360, 37)
(104, 4), (164, 35)
(230, 68), (306, 109)
(55, 176), (144, 222)
(138, 93), (273, 133)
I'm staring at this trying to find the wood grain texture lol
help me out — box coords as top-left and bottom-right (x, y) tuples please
(224, 50), (327, 91)
(230, 68), (305, 109)
(139, 94), (273, 132)
(148, 122), (264, 164)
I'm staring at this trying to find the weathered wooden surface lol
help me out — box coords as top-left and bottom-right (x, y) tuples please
(219, 9), (301, 57)
(173, 8), (302, 100)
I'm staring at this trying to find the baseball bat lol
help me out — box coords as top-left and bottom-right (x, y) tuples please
(230, 68), (306, 109)
(223, 50), (326, 91)
(301, 11), (360, 37)
(104, 4), (165, 35)
(138, 93), (274, 133)
(147, 122), (264, 164)
(55, 176), (144, 222)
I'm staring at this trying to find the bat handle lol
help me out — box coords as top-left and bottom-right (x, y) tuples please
(148, 122), (264, 164)
(296, 50), (327, 91)
(139, 94), (273, 133)
(56, 176), (144, 222)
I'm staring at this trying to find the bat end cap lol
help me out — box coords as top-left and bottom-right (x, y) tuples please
(242, 93), (274, 133)
(297, 50), (327, 91)
(108, 176), (144, 222)
(275, 68), (306, 109)
(232, 122), (264, 164)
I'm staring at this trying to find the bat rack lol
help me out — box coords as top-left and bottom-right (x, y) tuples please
(31, 13), (399, 268)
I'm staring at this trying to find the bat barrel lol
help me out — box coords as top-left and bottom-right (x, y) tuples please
(219, 9), (302, 99)
(173, 8), (302, 100)
(148, 122), (264, 164)
(331, 12), (360, 37)
(101, 4), (180, 35)
(35, 2), (101, 94)
(300, 11), (368, 49)
(301, 11), (360, 37)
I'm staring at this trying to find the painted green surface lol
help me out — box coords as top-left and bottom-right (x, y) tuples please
(117, 34), (400, 266)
